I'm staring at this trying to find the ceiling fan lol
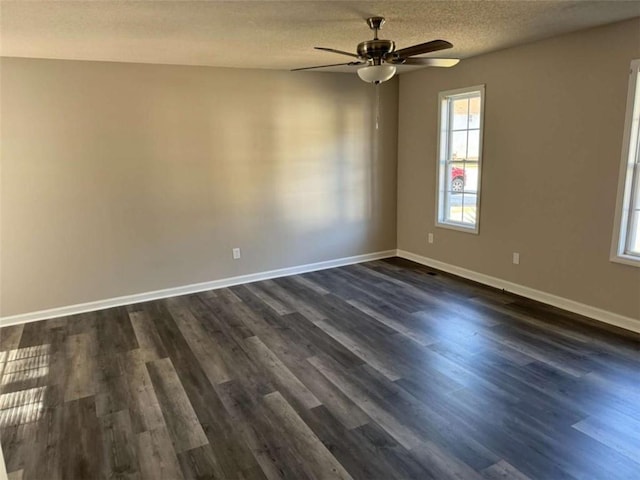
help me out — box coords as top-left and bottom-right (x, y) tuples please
(292, 17), (459, 84)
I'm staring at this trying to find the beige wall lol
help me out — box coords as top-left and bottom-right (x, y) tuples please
(0, 59), (398, 316)
(398, 18), (640, 320)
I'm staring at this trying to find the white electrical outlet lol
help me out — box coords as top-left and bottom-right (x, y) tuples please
(512, 252), (520, 265)
(428, 233), (434, 244)
(232, 248), (241, 260)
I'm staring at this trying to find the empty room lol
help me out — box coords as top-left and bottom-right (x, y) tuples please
(1, 1), (639, 479)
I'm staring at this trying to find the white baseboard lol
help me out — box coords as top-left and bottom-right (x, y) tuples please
(4, 248), (637, 335)
(397, 249), (640, 334)
(0, 250), (396, 327)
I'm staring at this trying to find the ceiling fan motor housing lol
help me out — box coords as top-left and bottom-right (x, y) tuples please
(357, 39), (395, 64)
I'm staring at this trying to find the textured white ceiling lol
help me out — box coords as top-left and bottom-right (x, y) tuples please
(1, 1), (639, 73)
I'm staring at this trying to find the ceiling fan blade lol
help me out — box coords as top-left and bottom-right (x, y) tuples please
(393, 40), (453, 59)
(291, 61), (364, 72)
(314, 47), (360, 59)
(400, 58), (460, 67)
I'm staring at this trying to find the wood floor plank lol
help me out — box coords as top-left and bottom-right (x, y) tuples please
(302, 269), (389, 309)
(168, 304), (232, 385)
(263, 391), (353, 480)
(194, 293), (255, 343)
(481, 459), (532, 480)
(0, 325), (24, 352)
(147, 299), (264, 477)
(347, 298), (435, 346)
(145, 357), (208, 453)
(96, 375), (132, 418)
(313, 319), (403, 381)
(244, 336), (322, 410)
(296, 402), (434, 480)
(410, 440), (485, 480)
(16, 321), (49, 350)
(311, 355), (502, 473)
(1, 424), (38, 476)
(129, 310), (169, 362)
(60, 396), (104, 480)
(176, 444), (225, 480)
(26, 389), (64, 480)
(96, 307), (139, 356)
(351, 422), (436, 480)
(277, 312), (365, 369)
(185, 296), (275, 398)
(63, 333), (97, 402)
(307, 355), (424, 451)
(262, 278), (328, 323)
(7, 469), (23, 480)
(286, 360), (370, 430)
(136, 426), (185, 480)
(290, 274), (331, 295)
(244, 283), (295, 315)
(478, 326), (592, 378)
(214, 380), (314, 480)
(220, 287), (369, 428)
(573, 414), (640, 464)
(217, 293), (370, 430)
(100, 409), (139, 478)
(123, 349), (165, 433)
(439, 382), (640, 479)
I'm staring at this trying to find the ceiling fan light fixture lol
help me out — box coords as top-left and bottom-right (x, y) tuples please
(357, 64), (396, 84)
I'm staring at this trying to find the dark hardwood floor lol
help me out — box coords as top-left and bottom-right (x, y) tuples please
(1, 258), (639, 479)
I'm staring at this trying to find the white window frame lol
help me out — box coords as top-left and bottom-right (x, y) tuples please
(435, 85), (485, 234)
(611, 59), (640, 267)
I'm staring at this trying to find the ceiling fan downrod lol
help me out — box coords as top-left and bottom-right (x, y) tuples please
(366, 16), (385, 40)
(357, 17), (395, 64)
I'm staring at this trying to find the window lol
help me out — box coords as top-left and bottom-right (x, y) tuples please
(436, 85), (485, 233)
(612, 60), (640, 266)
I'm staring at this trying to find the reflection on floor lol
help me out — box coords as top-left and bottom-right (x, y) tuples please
(0, 258), (639, 480)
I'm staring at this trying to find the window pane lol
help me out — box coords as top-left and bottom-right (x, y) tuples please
(633, 170), (640, 209)
(628, 210), (640, 254)
(451, 131), (468, 160)
(464, 163), (479, 193)
(469, 97), (481, 128)
(450, 163), (465, 193)
(455, 192), (477, 225)
(467, 130), (480, 160)
(463, 205), (477, 224)
(447, 202), (463, 223)
(452, 98), (469, 130)
(446, 191), (479, 224)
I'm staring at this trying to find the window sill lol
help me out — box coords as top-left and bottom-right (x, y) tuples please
(436, 221), (479, 235)
(610, 254), (640, 268)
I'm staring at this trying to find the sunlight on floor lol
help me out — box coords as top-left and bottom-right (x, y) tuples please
(0, 345), (50, 428)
